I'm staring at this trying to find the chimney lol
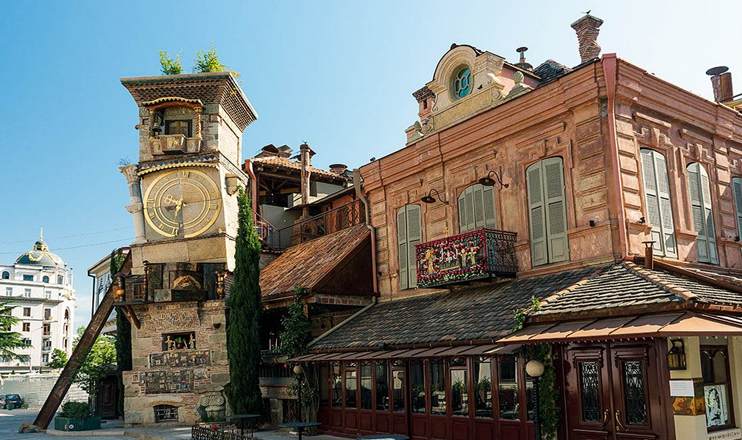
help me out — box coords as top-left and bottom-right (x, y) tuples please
(329, 164), (348, 175)
(706, 66), (734, 102)
(300, 143), (312, 206)
(571, 14), (604, 63)
(515, 46), (533, 71)
(643, 241), (655, 270)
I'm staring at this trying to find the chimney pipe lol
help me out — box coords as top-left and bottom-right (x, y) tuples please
(642, 241), (655, 270)
(571, 14), (604, 63)
(515, 46), (533, 71)
(300, 143), (312, 207)
(706, 66), (733, 102)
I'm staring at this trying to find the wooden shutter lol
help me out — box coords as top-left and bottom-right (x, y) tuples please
(406, 204), (421, 288)
(641, 149), (664, 253)
(458, 190), (468, 233)
(688, 163), (718, 264)
(527, 162), (548, 266)
(543, 157), (569, 263)
(397, 208), (408, 290)
(482, 184), (497, 228)
(654, 153), (677, 257)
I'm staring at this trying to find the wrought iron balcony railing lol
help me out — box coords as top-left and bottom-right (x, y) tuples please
(416, 228), (517, 288)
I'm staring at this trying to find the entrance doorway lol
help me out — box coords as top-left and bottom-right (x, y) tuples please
(562, 341), (671, 440)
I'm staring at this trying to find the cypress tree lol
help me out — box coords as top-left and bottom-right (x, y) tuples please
(226, 188), (263, 414)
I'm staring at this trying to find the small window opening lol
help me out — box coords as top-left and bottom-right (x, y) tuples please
(154, 405), (179, 423)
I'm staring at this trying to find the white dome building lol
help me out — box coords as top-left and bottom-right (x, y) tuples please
(0, 235), (75, 374)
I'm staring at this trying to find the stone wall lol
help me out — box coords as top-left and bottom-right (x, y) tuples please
(123, 299), (228, 425)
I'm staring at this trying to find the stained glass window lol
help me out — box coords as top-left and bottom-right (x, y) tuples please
(454, 67), (472, 99)
(579, 362), (601, 422)
(622, 361), (647, 426)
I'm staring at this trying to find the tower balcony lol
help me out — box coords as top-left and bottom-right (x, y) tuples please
(416, 228), (517, 288)
(149, 134), (202, 155)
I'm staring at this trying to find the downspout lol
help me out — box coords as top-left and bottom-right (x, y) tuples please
(602, 54), (629, 259)
(354, 168), (378, 295)
(243, 159), (259, 216)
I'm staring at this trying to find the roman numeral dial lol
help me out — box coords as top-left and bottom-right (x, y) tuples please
(143, 169), (221, 239)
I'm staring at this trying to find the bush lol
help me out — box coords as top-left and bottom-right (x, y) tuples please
(60, 401), (92, 419)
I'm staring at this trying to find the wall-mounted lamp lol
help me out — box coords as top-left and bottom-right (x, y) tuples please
(478, 169), (509, 188)
(421, 189), (448, 205)
(667, 339), (687, 370)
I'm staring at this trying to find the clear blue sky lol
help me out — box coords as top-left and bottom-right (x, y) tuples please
(1, 1), (740, 330)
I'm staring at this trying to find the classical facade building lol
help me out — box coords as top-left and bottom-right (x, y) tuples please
(0, 236), (75, 374)
(288, 14), (742, 440)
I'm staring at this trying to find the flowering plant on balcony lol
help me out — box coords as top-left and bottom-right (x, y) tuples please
(416, 231), (488, 287)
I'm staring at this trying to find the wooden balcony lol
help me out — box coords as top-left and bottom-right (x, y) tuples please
(416, 228), (517, 288)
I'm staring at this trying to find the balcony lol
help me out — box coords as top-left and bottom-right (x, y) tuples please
(416, 228), (517, 288)
(149, 134), (201, 155)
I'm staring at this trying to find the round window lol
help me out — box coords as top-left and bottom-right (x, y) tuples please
(454, 67), (472, 99)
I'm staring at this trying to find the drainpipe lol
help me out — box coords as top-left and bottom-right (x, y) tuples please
(602, 54), (629, 259)
(354, 168), (378, 295)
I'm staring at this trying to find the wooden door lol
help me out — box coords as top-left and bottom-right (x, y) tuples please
(563, 342), (667, 440)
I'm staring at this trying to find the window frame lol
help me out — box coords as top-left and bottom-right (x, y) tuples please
(397, 204), (422, 290)
(701, 346), (735, 432)
(526, 156), (570, 266)
(640, 148), (677, 258)
(687, 163), (718, 264)
(165, 119), (191, 137)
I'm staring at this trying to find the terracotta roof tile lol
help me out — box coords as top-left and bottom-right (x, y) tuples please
(310, 265), (603, 350)
(260, 224), (370, 298)
(251, 156), (344, 180)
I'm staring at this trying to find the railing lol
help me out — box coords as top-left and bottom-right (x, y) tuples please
(416, 228), (517, 288)
(271, 199), (366, 250)
(255, 213), (279, 250)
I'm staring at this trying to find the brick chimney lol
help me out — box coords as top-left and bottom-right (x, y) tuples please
(707, 66), (734, 102)
(329, 163), (348, 175)
(571, 14), (604, 63)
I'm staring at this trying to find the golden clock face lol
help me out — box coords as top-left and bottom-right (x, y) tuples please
(143, 169), (221, 238)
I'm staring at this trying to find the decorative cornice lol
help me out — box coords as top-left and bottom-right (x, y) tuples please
(137, 154), (219, 176)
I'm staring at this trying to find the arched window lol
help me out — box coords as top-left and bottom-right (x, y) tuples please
(453, 66), (472, 99)
(526, 157), (569, 266)
(458, 183), (496, 233)
(687, 163), (718, 264)
(1, 271), (8, 280)
(640, 149), (677, 257)
(42, 275), (49, 283)
(57, 275), (63, 285)
(397, 204), (421, 290)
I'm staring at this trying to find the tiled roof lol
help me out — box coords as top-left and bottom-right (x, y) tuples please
(251, 156), (345, 180)
(260, 224), (371, 299)
(533, 59), (571, 83)
(535, 262), (742, 317)
(310, 265), (604, 350)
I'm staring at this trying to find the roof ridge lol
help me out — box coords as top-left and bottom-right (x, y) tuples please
(623, 261), (697, 301)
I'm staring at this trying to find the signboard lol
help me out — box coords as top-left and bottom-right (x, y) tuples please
(669, 379), (695, 397)
(708, 428), (742, 440)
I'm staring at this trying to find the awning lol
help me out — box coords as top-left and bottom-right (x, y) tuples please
(498, 312), (742, 345)
(289, 344), (516, 363)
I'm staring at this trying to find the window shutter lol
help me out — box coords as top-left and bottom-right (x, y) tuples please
(687, 164), (709, 262)
(654, 153), (677, 257)
(465, 187), (475, 232)
(543, 157), (569, 263)
(458, 191), (468, 233)
(700, 169), (718, 264)
(527, 163), (547, 266)
(397, 208), (408, 290)
(406, 204), (422, 288)
(482, 184), (497, 228)
(473, 185), (485, 229)
(641, 150), (664, 253)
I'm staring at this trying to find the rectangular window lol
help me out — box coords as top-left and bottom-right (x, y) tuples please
(24, 288), (31, 298)
(23, 307), (31, 317)
(43, 339), (52, 350)
(43, 324), (50, 336)
(45, 291), (51, 299)
(57, 275), (63, 284)
(5, 287), (11, 296)
(42, 353), (49, 363)
(688, 163), (718, 263)
(458, 183), (497, 233)
(44, 309), (52, 320)
(430, 360), (446, 415)
(23, 274), (33, 281)
(411, 361), (426, 414)
(450, 368), (469, 416)
(527, 157), (569, 266)
(345, 365), (357, 409)
(397, 204), (421, 289)
(360, 363), (372, 410)
(165, 120), (191, 136)
(319, 364), (330, 406)
(640, 148), (677, 257)
(392, 368), (405, 413)
(375, 362), (389, 411)
(473, 358), (493, 418)
(499, 356), (519, 420)
(331, 362), (342, 407)
(702, 347), (734, 431)
(21, 338), (31, 346)
(22, 323), (30, 332)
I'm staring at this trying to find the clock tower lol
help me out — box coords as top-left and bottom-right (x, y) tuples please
(117, 72), (257, 425)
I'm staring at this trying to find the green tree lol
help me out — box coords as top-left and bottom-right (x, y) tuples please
(280, 287), (317, 422)
(47, 348), (68, 370)
(159, 50), (183, 75)
(226, 188), (263, 414)
(0, 301), (25, 360)
(72, 327), (116, 396)
(193, 43), (227, 73)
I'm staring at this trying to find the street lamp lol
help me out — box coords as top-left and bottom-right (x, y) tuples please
(293, 364), (304, 422)
(526, 359), (545, 440)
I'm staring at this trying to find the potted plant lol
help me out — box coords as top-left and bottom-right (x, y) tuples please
(54, 401), (101, 431)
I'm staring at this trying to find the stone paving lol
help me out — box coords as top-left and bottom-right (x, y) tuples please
(1, 409), (348, 440)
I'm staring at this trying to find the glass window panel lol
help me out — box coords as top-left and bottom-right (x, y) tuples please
(473, 358), (492, 418)
(319, 364), (329, 406)
(360, 363), (372, 410)
(450, 369), (468, 416)
(498, 357), (518, 420)
(622, 360), (648, 426)
(706, 384), (730, 428)
(579, 362), (601, 423)
(713, 351), (728, 383)
(392, 370), (405, 412)
(430, 361), (446, 415)
(345, 369), (357, 409)
(703, 348), (732, 430)
(411, 362), (425, 414)
(526, 370), (535, 421)
(375, 363), (389, 411)
(331, 363), (342, 407)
